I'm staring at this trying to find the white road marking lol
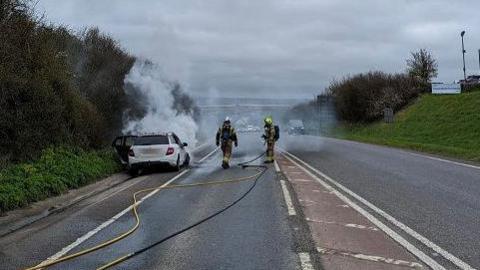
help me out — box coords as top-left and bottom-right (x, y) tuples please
(40, 170), (189, 265)
(299, 199), (350, 209)
(344, 223), (379, 231)
(409, 152), (480, 170)
(283, 150), (475, 270)
(40, 145), (216, 266)
(88, 144), (214, 208)
(274, 160), (281, 172)
(298, 252), (314, 270)
(281, 150), (446, 270)
(198, 147), (219, 163)
(317, 247), (424, 269)
(291, 178), (312, 183)
(280, 180), (296, 216)
(86, 175), (149, 208)
(191, 142), (209, 152)
(306, 218), (379, 232)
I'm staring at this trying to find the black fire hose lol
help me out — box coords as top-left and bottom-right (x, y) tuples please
(97, 162), (268, 269)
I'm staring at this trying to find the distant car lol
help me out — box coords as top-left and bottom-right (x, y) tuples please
(246, 125), (261, 132)
(287, 120), (305, 135)
(466, 75), (480, 83)
(459, 75), (480, 84)
(113, 133), (190, 175)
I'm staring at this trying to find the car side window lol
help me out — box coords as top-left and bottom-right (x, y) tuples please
(174, 135), (181, 145)
(114, 137), (122, 146)
(125, 137), (134, 147)
(168, 135), (175, 145)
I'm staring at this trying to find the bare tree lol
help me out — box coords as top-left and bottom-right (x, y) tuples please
(406, 48), (438, 84)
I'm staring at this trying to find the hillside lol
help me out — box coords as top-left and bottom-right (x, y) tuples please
(338, 91), (480, 161)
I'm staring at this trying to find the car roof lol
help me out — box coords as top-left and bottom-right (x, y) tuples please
(135, 132), (173, 137)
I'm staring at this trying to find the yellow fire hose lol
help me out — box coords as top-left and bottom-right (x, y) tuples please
(25, 168), (264, 270)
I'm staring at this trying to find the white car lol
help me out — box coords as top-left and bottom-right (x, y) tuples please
(113, 133), (190, 175)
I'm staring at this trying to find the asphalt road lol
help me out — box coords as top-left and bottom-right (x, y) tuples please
(280, 135), (480, 269)
(2, 133), (479, 270)
(0, 134), (299, 270)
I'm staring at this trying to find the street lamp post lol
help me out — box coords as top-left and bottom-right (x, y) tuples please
(461, 31), (466, 81)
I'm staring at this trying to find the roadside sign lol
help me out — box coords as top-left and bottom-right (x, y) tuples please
(431, 83), (461, 94)
(383, 108), (394, 123)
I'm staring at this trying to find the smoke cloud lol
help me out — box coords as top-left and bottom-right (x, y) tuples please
(122, 61), (199, 147)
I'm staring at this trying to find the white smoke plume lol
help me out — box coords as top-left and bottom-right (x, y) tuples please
(122, 61), (198, 147)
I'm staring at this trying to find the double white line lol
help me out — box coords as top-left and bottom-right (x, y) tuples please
(280, 149), (476, 270)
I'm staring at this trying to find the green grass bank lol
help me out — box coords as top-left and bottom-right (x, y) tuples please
(0, 147), (121, 212)
(336, 91), (480, 162)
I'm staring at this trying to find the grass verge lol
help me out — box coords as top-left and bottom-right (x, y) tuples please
(0, 147), (121, 212)
(334, 91), (480, 162)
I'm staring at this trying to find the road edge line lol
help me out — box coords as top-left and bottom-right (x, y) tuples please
(408, 152), (480, 170)
(282, 150), (475, 270)
(281, 151), (446, 270)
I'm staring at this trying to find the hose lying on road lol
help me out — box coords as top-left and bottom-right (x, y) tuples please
(237, 152), (266, 167)
(98, 165), (267, 270)
(25, 161), (268, 270)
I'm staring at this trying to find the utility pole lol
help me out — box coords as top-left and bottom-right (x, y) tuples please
(461, 31), (467, 81)
(317, 95), (321, 136)
(478, 49), (480, 73)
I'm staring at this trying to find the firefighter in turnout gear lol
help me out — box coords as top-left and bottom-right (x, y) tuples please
(262, 116), (276, 163)
(216, 117), (238, 169)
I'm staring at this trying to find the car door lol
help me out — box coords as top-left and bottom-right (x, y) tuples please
(112, 136), (136, 164)
(172, 133), (186, 163)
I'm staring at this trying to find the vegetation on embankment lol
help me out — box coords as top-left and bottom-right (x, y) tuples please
(0, 1), (200, 212)
(0, 147), (121, 212)
(335, 90), (480, 162)
(0, 0), (143, 163)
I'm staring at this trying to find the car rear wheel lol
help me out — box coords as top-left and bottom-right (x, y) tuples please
(128, 167), (139, 177)
(173, 155), (181, 171)
(183, 154), (190, 167)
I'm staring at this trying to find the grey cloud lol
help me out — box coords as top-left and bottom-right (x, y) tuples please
(38, 0), (480, 98)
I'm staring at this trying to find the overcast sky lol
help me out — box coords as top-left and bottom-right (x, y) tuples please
(38, 0), (480, 99)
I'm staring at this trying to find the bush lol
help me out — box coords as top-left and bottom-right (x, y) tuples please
(0, 147), (120, 212)
(0, 1), (142, 163)
(329, 71), (425, 123)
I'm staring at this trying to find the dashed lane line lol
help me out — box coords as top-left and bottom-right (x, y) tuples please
(274, 160), (281, 172)
(298, 252), (314, 270)
(280, 180), (296, 216)
(197, 147), (220, 163)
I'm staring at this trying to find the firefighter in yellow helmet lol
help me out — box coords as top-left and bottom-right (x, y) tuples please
(262, 116), (276, 163)
(216, 117), (238, 169)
